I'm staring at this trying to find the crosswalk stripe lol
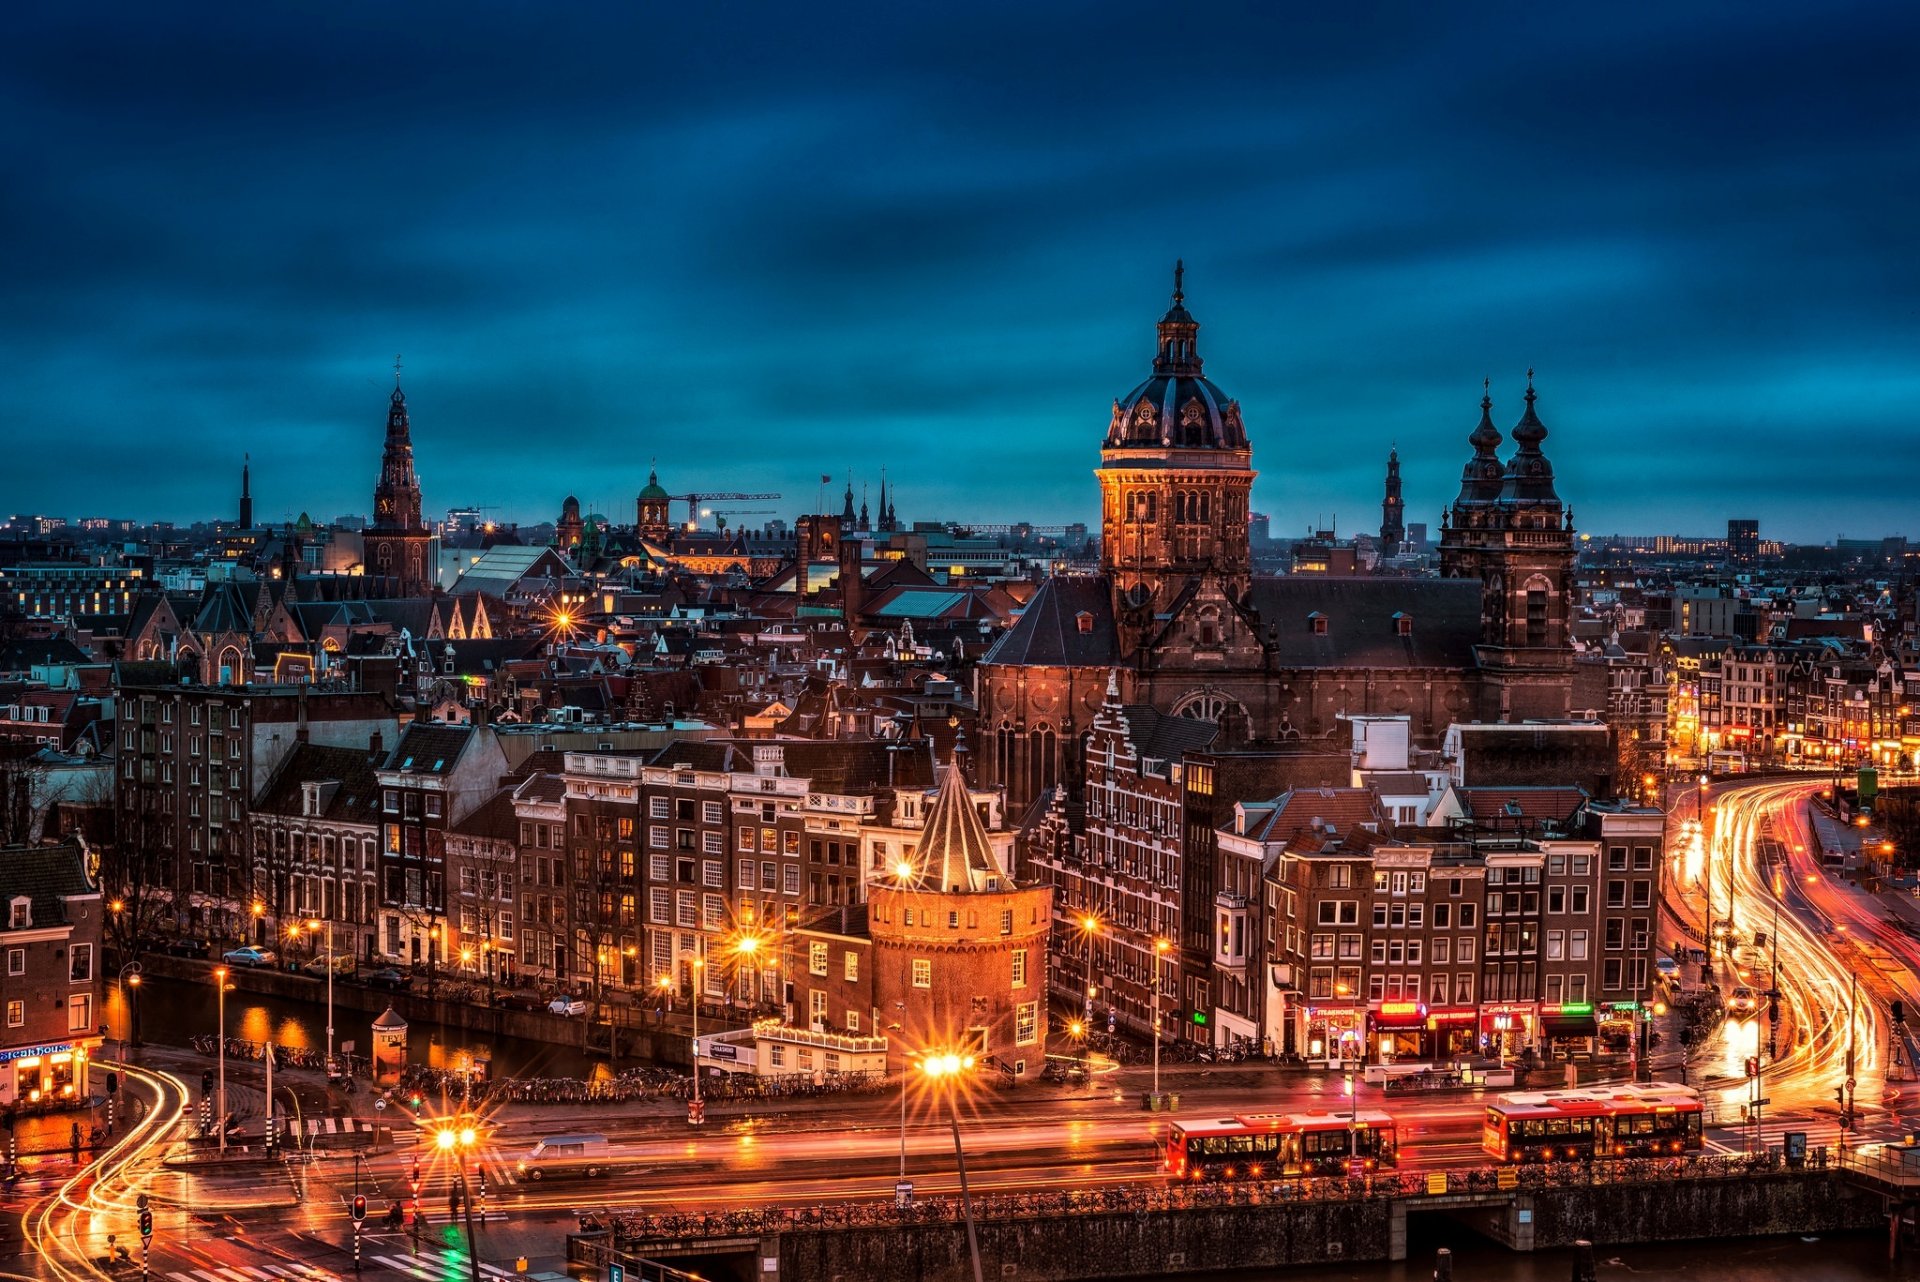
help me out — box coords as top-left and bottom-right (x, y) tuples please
(372, 1255), (430, 1279)
(216, 1269), (255, 1282)
(191, 1270), (232, 1282)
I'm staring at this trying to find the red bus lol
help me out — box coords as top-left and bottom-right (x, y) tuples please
(1164, 1111), (1397, 1180)
(1482, 1084), (1703, 1163)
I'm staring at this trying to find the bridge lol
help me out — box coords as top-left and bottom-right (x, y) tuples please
(569, 1151), (1917, 1282)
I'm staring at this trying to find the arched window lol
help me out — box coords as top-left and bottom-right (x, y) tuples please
(1525, 575), (1552, 645)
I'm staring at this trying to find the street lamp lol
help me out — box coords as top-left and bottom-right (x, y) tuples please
(1147, 937), (1172, 1107)
(307, 918), (335, 1078)
(688, 940), (706, 1125)
(733, 932), (762, 1009)
(1077, 914), (1102, 1028)
(116, 964), (143, 1059)
(432, 1123), (483, 1282)
(213, 966), (232, 1152)
(919, 1052), (985, 1282)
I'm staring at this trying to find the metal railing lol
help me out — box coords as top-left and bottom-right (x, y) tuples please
(583, 1152), (1820, 1246)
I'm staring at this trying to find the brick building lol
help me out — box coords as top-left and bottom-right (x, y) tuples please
(0, 841), (103, 1111)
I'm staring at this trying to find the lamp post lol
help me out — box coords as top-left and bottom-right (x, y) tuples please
(688, 938), (706, 1126)
(307, 918), (335, 1076)
(894, 1000), (910, 1202)
(116, 963), (143, 1059)
(920, 1052), (985, 1282)
(213, 966), (230, 1152)
(1077, 914), (1101, 1028)
(733, 933), (762, 1011)
(1698, 776), (1714, 979)
(1148, 937), (1171, 1107)
(433, 1123), (483, 1282)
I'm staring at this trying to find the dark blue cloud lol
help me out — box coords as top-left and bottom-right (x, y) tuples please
(1, 1), (1915, 542)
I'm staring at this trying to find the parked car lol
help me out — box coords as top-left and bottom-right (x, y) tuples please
(302, 953), (358, 977)
(492, 990), (546, 1011)
(222, 946), (277, 967)
(548, 996), (588, 1017)
(165, 937), (211, 959)
(366, 967), (413, 992)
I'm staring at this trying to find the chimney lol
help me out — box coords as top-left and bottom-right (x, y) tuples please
(296, 686), (310, 743)
(369, 729), (384, 760)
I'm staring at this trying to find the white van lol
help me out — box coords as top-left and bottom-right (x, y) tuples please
(516, 1133), (613, 1180)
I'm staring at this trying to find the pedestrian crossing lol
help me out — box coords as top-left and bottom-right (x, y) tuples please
(164, 1266), (340, 1282)
(296, 1117), (380, 1137)
(163, 1252), (522, 1282)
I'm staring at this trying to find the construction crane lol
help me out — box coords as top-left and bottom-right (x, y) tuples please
(668, 492), (781, 525)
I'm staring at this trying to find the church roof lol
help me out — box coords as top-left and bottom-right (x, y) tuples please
(1104, 264), (1247, 453)
(979, 576), (1119, 667)
(904, 761), (1002, 894)
(1247, 577), (1483, 668)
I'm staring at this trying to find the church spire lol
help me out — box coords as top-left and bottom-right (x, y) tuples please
(1379, 446), (1404, 556)
(239, 453), (253, 528)
(841, 474), (857, 526)
(373, 360), (423, 531)
(1152, 258), (1202, 377)
(1453, 380), (1505, 508)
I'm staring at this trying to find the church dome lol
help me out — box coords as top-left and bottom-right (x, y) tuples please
(1104, 262), (1247, 451)
(638, 469), (669, 501)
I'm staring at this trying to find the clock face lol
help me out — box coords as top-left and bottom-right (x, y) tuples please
(378, 497), (393, 516)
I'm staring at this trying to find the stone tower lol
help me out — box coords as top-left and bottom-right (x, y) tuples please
(636, 468), (671, 543)
(1379, 447), (1404, 557)
(1098, 262), (1256, 653)
(1437, 375), (1575, 720)
(363, 367), (433, 598)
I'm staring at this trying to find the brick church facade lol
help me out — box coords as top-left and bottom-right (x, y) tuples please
(976, 267), (1576, 813)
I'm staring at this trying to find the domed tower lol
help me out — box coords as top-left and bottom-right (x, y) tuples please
(869, 759), (1053, 1078)
(1438, 374), (1574, 720)
(636, 468), (671, 543)
(555, 496), (584, 550)
(1098, 262), (1256, 650)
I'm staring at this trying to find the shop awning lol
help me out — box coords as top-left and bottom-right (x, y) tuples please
(1370, 1000), (1429, 1030)
(1540, 1004), (1597, 1037)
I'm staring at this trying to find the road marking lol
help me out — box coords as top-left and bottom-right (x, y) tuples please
(371, 1255), (432, 1279)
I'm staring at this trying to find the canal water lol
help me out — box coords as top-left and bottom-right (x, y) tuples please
(1171, 1230), (1919, 1282)
(112, 975), (604, 1080)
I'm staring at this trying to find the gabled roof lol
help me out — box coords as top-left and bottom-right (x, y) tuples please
(1117, 703), (1220, 765)
(384, 723), (475, 776)
(0, 840), (94, 929)
(1242, 787), (1385, 845)
(980, 576), (1119, 666)
(255, 742), (384, 823)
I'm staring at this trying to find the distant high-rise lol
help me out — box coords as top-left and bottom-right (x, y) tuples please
(1379, 447), (1405, 557)
(1728, 518), (1760, 564)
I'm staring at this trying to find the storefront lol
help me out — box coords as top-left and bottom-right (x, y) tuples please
(1303, 1002), (1364, 1067)
(1, 1039), (100, 1112)
(1479, 1001), (1538, 1062)
(1370, 1000), (1429, 1062)
(1423, 1006), (1481, 1058)
(1597, 1002), (1643, 1055)
(1539, 1002), (1598, 1058)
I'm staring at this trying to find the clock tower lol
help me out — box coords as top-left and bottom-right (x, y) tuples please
(363, 365), (434, 598)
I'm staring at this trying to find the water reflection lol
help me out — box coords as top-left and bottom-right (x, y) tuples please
(127, 975), (603, 1079)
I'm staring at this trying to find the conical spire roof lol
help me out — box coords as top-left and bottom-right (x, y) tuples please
(1498, 370), (1562, 506)
(1454, 381), (1505, 506)
(906, 758), (1002, 894)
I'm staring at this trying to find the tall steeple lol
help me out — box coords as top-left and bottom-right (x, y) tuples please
(840, 475), (857, 526)
(877, 470), (890, 534)
(238, 454), (253, 529)
(363, 356), (433, 598)
(1379, 446), (1404, 557)
(1152, 259), (1202, 377)
(859, 485), (870, 532)
(373, 357), (423, 532)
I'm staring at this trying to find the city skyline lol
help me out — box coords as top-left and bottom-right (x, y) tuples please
(5, 3), (1916, 541)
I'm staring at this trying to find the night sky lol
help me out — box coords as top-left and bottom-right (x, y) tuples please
(4, 2), (1916, 543)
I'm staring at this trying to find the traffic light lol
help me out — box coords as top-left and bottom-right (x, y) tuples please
(201, 1070), (213, 1095)
(409, 1093), (423, 1115)
(1745, 1057), (1760, 1079)
(1894, 999), (1907, 1025)
(105, 1071), (119, 1095)
(409, 1162), (421, 1196)
(1836, 1086), (1846, 1105)
(351, 1195), (367, 1223)
(138, 1208), (153, 1239)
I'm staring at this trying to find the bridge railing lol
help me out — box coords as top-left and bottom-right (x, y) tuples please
(582, 1151), (1816, 1246)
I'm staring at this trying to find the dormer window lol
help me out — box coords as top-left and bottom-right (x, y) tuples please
(7, 897), (28, 930)
(1394, 612), (1413, 637)
(1308, 612), (1328, 636)
(1075, 611), (1094, 635)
